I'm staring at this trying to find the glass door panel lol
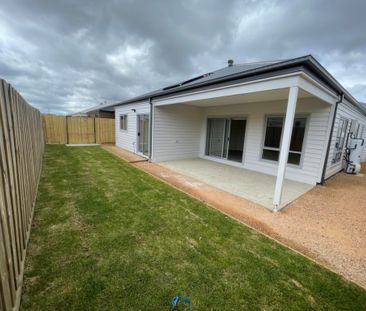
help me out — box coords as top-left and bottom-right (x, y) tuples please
(206, 118), (226, 157)
(206, 117), (246, 163)
(138, 114), (149, 156)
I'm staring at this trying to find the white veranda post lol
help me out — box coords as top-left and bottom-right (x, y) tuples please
(273, 86), (299, 211)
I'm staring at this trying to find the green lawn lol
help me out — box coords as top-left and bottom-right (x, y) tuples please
(22, 145), (366, 310)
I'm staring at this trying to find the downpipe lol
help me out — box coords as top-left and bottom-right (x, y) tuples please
(320, 93), (344, 184)
(148, 97), (153, 162)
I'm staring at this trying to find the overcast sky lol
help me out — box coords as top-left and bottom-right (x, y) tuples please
(0, 0), (365, 114)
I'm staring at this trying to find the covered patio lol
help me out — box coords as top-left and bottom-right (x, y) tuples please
(151, 70), (339, 210)
(159, 158), (313, 209)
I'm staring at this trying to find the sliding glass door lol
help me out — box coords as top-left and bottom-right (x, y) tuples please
(206, 118), (228, 157)
(206, 118), (246, 162)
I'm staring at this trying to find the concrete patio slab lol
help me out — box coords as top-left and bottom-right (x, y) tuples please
(159, 158), (313, 209)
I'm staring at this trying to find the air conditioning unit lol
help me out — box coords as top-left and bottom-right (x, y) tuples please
(345, 135), (364, 174)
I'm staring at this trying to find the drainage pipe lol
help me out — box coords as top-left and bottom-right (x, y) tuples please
(320, 93), (344, 184)
(148, 97), (153, 161)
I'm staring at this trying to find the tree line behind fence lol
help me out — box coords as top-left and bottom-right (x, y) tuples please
(43, 115), (115, 144)
(0, 79), (44, 311)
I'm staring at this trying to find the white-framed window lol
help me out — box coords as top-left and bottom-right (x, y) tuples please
(262, 115), (307, 166)
(332, 118), (348, 163)
(120, 114), (128, 130)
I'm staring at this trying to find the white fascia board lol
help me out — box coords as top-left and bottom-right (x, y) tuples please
(153, 74), (300, 106)
(115, 99), (150, 110)
(128, 99), (150, 106)
(297, 74), (338, 105)
(153, 72), (338, 107)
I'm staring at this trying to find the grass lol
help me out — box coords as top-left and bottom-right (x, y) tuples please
(21, 145), (366, 310)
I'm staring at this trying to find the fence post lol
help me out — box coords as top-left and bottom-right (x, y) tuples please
(94, 116), (96, 144)
(66, 116), (69, 144)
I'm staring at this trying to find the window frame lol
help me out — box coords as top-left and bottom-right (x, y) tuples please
(261, 114), (308, 167)
(120, 114), (128, 131)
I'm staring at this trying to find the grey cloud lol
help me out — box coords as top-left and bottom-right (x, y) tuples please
(0, 0), (365, 114)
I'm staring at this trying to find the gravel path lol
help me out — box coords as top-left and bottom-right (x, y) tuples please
(104, 145), (366, 288)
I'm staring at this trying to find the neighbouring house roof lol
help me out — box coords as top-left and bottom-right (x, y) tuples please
(97, 55), (366, 115)
(72, 101), (115, 115)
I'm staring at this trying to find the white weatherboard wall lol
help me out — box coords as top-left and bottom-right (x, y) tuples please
(115, 101), (150, 153)
(198, 98), (332, 185)
(325, 100), (366, 179)
(363, 130), (366, 162)
(152, 105), (204, 162)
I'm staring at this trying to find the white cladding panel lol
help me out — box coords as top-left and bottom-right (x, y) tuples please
(152, 105), (204, 162)
(325, 100), (366, 179)
(115, 101), (150, 153)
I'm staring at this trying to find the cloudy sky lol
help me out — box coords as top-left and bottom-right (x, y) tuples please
(0, 0), (365, 114)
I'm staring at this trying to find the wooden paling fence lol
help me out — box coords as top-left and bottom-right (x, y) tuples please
(43, 115), (115, 144)
(0, 79), (44, 311)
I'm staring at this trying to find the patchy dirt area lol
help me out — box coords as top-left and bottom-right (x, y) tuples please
(103, 145), (366, 288)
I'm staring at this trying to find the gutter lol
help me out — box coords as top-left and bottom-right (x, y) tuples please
(320, 93), (344, 184)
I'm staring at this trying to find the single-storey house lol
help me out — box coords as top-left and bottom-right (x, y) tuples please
(107, 55), (366, 211)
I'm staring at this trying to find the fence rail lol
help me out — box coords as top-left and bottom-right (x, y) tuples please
(43, 115), (115, 144)
(0, 79), (44, 311)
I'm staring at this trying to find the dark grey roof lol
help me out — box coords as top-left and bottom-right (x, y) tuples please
(111, 58), (294, 105)
(105, 61), (286, 104)
(165, 60), (286, 89)
(103, 55), (366, 115)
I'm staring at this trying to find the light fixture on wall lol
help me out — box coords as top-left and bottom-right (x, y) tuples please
(131, 109), (136, 112)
